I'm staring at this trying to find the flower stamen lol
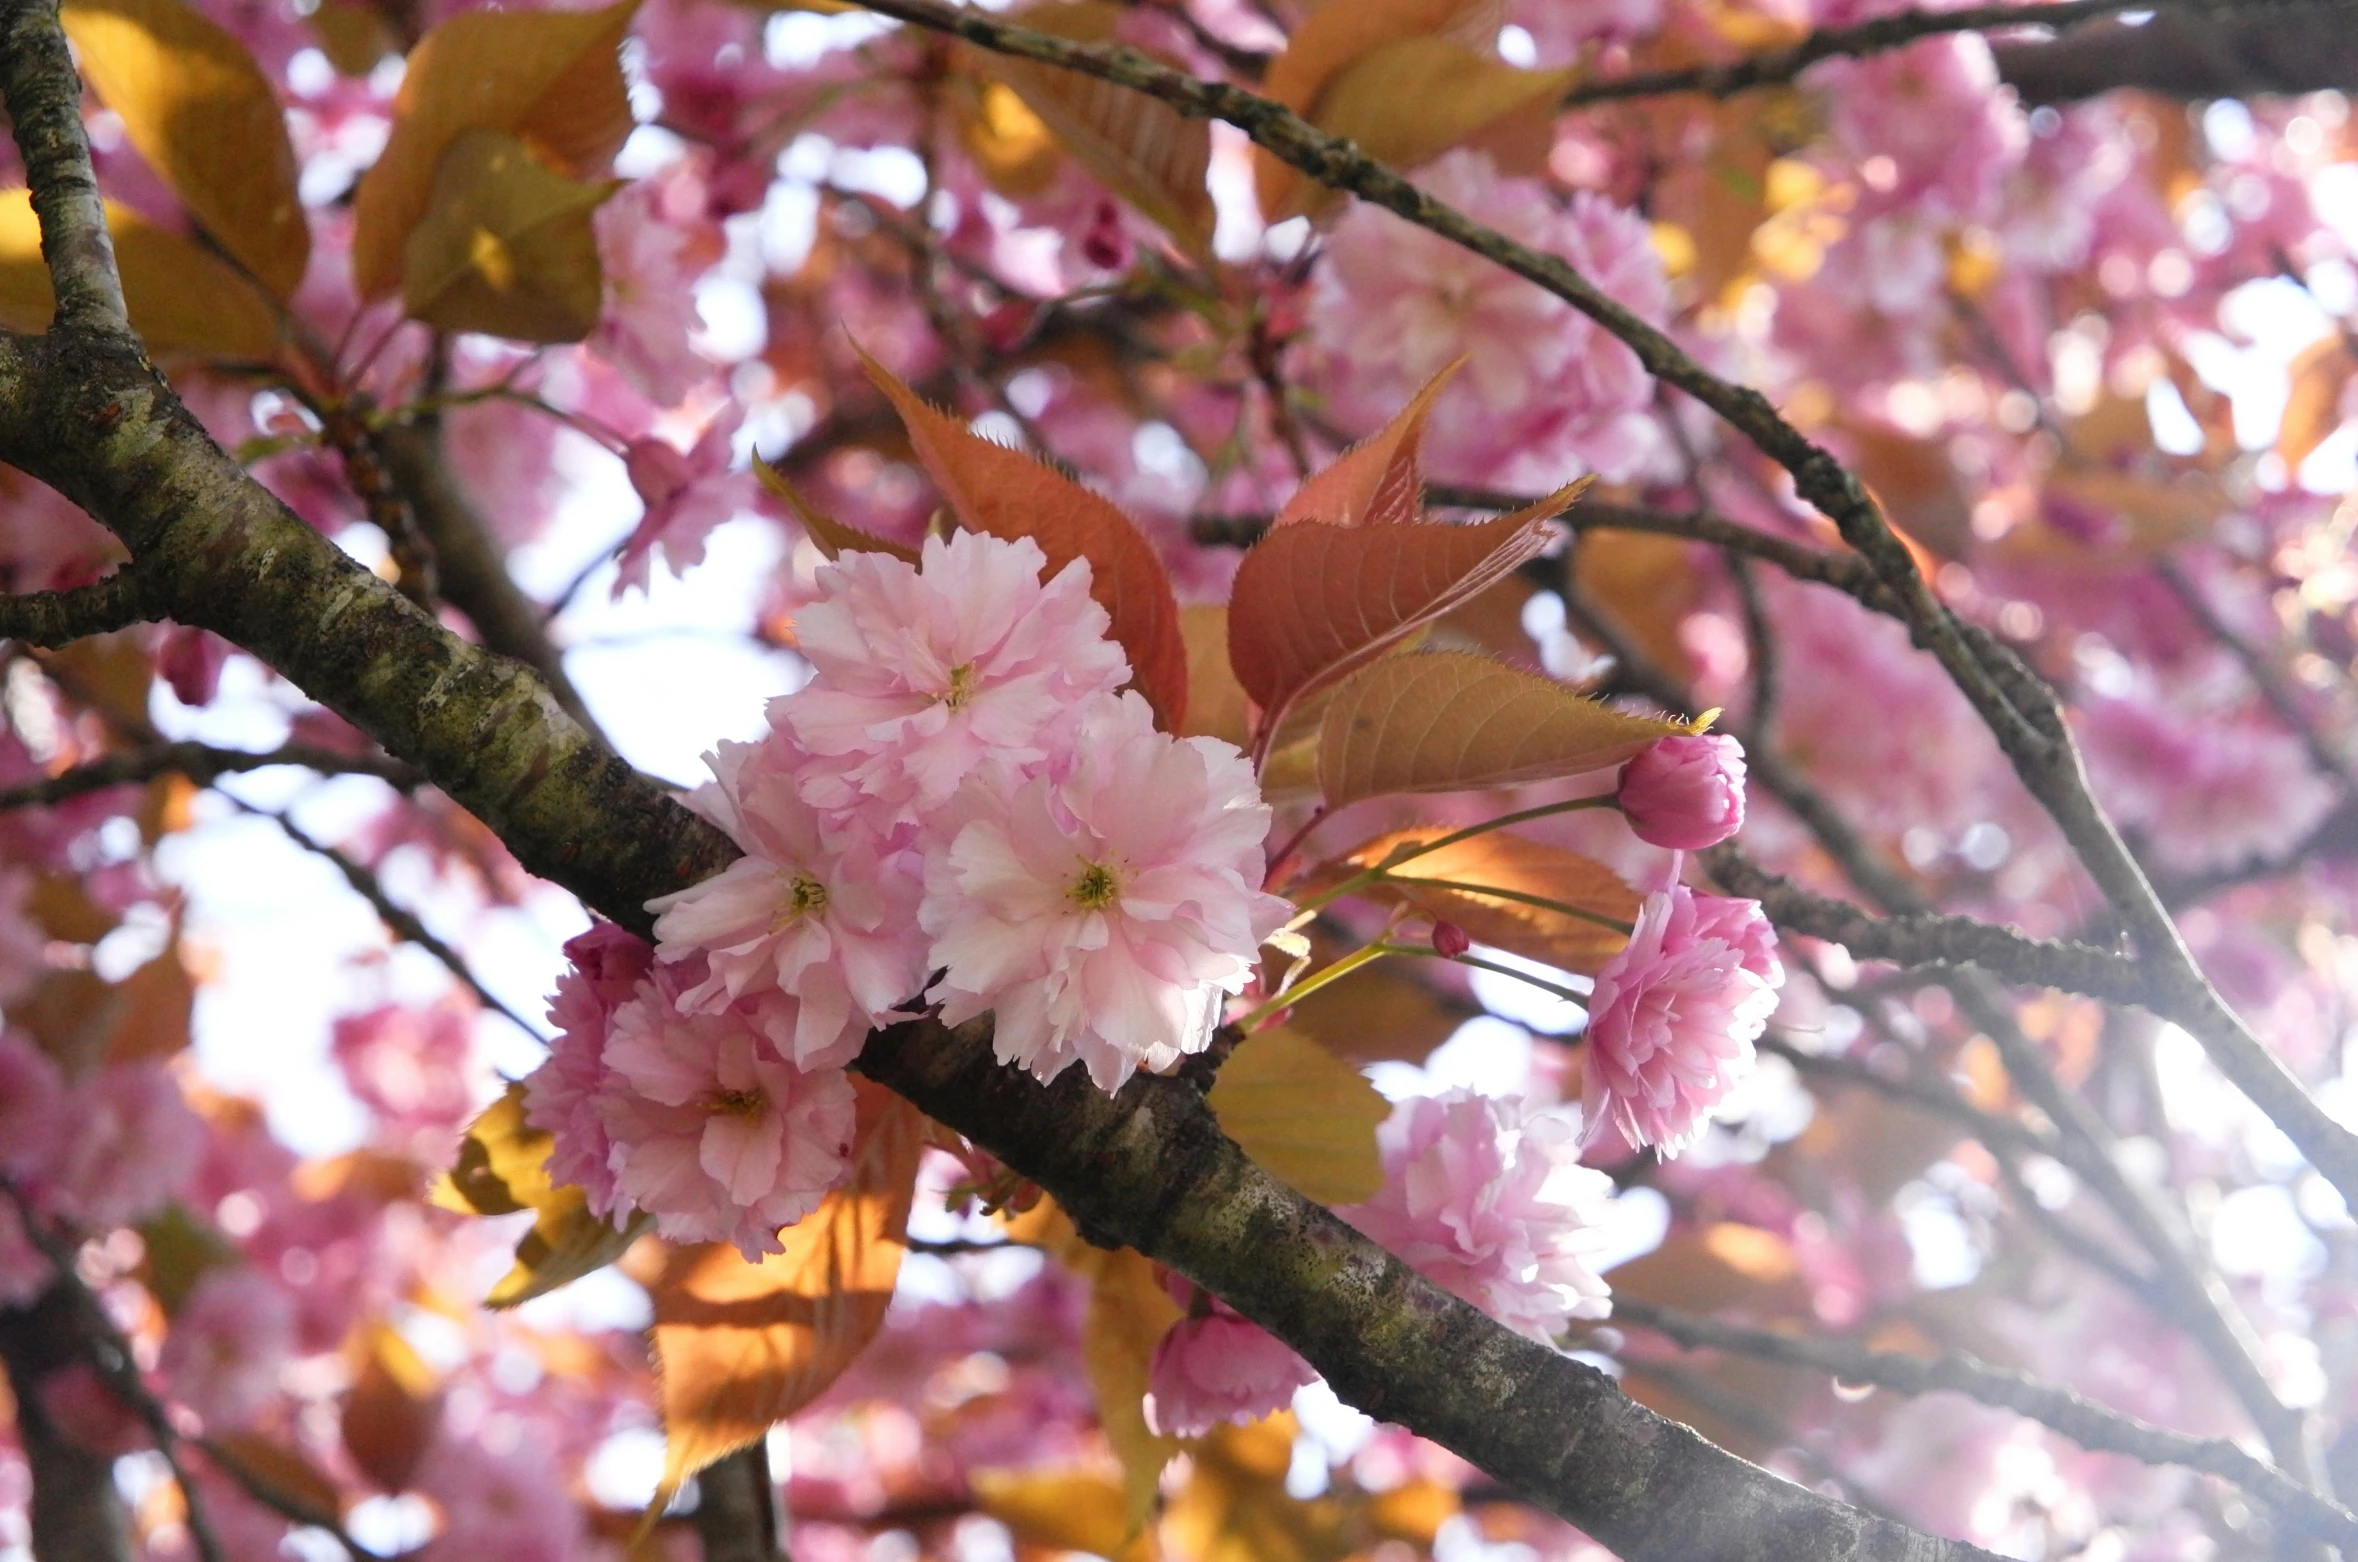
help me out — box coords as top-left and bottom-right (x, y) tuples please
(1068, 861), (1121, 910)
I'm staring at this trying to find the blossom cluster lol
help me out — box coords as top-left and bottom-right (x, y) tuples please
(527, 529), (1289, 1257)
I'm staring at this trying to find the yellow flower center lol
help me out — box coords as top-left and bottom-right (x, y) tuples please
(710, 1088), (766, 1117)
(770, 872), (828, 932)
(941, 662), (979, 710)
(1068, 861), (1120, 910)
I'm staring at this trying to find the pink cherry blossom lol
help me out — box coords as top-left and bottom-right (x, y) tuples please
(1340, 1091), (1618, 1341)
(159, 1265), (297, 1430)
(777, 530), (1132, 813)
(1145, 1293), (1316, 1437)
(649, 735), (928, 1068)
(920, 690), (1289, 1092)
(1616, 735), (1748, 850)
(333, 1001), (477, 1140)
(598, 986), (858, 1258)
(48, 1057), (203, 1227)
(590, 165), (720, 409)
(1581, 887), (1783, 1156)
(412, 1430), (589, 1562)
(523, 923), (656, 1212)
(613, 406), (751, 594)
(1295, 150), (1669, 488)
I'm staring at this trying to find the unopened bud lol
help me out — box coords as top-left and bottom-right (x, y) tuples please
(1431, 921), (1473, 958)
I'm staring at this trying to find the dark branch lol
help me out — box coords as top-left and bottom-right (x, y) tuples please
(0, 739), (416, 812)
(1560, 0), (2169, 106)
(1993, 3), (2358, 101)
(858, 1015), (2008, 1562)
(0, 0), (126, 332)
(1608, 1300), (2358, 1550)
(0, 568), (155, 646)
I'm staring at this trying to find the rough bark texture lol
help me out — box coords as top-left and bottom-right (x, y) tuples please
(857, 1017), (2002, 1562)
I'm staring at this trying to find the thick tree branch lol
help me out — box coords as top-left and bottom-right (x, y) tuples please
(858, 1015), (2005, 1562)
(0, 567), (155, 646)
(1608, 1300), (2358, 1550)
(692, 1444), (784, 1562)
(376, 417), (609, 742)
(0, 739), (416, 811)
(0, 0), (124, 333)
(1992, 5), (2358, 101)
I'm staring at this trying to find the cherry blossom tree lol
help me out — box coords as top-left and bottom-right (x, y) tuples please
(5, 0), (2358, 1559)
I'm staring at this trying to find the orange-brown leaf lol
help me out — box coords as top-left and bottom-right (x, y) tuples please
(342, 1323), (442, 1492)
(650, 1082), (924, 1494)
(1273, 362), (1459, 530)
(859, 350), (1187, 729)
(990, 3), (1213, 256)
(1227, 501), (1563, 757)
(351, 0), (638, 300)
(1179, 603), (1251, 749)
(1317, 651), (1684, 807)
(1342, 828), (1636, 975)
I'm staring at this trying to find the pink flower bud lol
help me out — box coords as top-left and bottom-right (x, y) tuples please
(1615, 734), (1747, 850)
(1431, 920), (1473, 958)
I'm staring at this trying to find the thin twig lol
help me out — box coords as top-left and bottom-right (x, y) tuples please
(241, 801), (547, 1039)
(0, 740), (417, 812)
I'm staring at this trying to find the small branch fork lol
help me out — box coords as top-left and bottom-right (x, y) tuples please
(1605, 1299), (2358, 1551)
(0, 739), (417, 811)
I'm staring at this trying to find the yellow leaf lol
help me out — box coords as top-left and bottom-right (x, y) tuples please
(1255, 0), (1498, 220)
(756, 458), (920, 563)
(1287, 960), (1461, 1065)
(1316, 651), (1684, 807)
(1206, 1028), (1387, 1205)
(352, 0), (639, 300)
(1341, 828), (1637, 975)
(0, 190), (276, 357)
(435, 1084), (648, 1309)
(62, 0), (308, 298)
(1305, 39), (1576, 202)
(650, 1082), (923, 1494)
(401, 129), (615, 343)
(969, 1469), (1139, 1558)
(986, 2), (1213, 257)
(1162, 1415), (1348, 1562)
(1179, 604), (1251, 750)
(959, 79), (1064, 198)
(1083, 1244), (1185, 1532)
